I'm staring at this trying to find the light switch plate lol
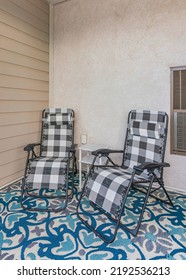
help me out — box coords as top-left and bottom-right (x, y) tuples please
(81, 134), (87, 144)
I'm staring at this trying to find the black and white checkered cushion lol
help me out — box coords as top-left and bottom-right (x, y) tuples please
(85, 167), (147, 217)
(85, 110), (167, 216)
(27, 157), (67, 190)
(41, 108), (73, 158)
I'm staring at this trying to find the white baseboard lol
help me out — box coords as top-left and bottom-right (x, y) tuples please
(0, 176), (23, 191)
(165, 185), (186, 195)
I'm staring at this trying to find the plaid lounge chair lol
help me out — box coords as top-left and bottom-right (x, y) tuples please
(77, 110), (173, 243)
(21, 108), (77, 212)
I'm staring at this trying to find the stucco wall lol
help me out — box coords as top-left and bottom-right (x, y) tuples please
(52, 0), (186, 192)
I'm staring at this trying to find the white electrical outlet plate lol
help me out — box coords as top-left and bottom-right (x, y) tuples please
(81, 134), (87, 144)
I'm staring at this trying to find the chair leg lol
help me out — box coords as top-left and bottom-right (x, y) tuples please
(21, 178), (72, 212)
(21, 187), (70, 212)
(133, 175), (173, 208)
(76, 161), (116, 242)
(70, 153), (76, 195)
(77, 173), (156, 242)
(77, 198), (121, 243)
(154, 176), (174, 207)
(21, 155), (77, 212)
(77, 171), (142, 243)
(119, 175), (155, 236)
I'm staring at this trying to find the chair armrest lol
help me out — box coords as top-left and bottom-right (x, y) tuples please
(67, 144), (78, 153)
(134, 162), (170, 173)
(92, 149), (124, 156)
(24, 143), (41, 152)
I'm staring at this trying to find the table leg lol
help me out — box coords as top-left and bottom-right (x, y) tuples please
(78, 149), (82, 189)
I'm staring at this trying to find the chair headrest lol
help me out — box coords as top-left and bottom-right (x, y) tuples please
(43, 113), (73, 126)
(129, 120), (164, 139)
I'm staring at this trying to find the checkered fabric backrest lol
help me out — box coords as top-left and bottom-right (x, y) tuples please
(123, 110), (168, 178)
(41, 108), (74, 158)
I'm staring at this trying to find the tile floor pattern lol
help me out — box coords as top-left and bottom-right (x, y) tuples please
(0, 178), (186, 260)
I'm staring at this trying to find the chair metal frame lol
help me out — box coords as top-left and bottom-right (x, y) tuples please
(21, 108), (77, 212)
(77, 110), (173, 243)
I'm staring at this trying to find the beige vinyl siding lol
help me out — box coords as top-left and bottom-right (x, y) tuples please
(0, 0), (49, 187)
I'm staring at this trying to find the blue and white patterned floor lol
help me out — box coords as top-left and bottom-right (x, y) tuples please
(0, 179), (186, 260)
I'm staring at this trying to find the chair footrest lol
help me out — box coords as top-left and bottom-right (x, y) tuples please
(27, 157), (68, 189)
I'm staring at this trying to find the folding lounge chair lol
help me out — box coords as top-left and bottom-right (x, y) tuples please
(77, 110), (173, 243)
(21, 108), (77, 212)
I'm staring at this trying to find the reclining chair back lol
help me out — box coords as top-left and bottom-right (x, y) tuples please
(41, 108), (74, 158)
(122, 110), (168, 179)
